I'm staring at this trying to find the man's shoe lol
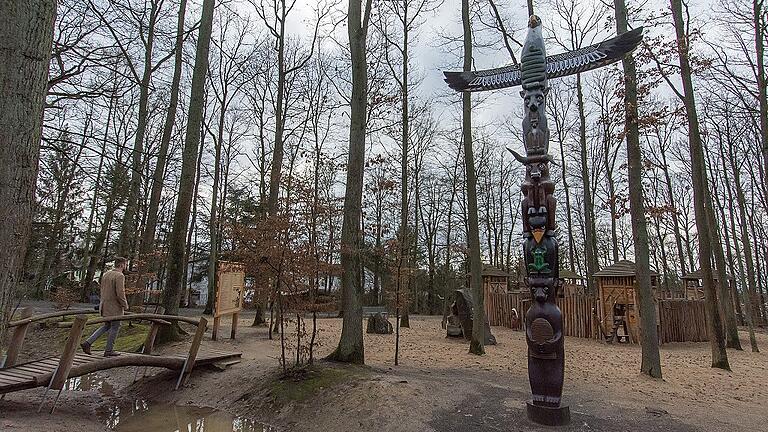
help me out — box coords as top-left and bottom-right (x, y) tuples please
(103, 351), (120, 357)
(81, 342), (92, 355)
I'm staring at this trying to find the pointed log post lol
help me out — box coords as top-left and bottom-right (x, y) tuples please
(176, 316), (207, 390)
(49, 315), (87, 390)
(143, 322), (161, 355)
(39, 314), (87, 413)
(3, 307), (32, 368)
(141, 306), (164, 355)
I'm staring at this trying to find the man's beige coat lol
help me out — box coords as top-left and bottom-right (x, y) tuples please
(99, 269), (129, 317)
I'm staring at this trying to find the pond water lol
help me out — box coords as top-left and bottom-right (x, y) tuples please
(103, 400), (277, 432)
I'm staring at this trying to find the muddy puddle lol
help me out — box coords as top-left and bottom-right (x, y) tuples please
(65, 373), (116, 396)
(102, 400), (277, 431)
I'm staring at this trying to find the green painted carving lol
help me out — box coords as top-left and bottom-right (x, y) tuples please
(529, 247), (551, 273)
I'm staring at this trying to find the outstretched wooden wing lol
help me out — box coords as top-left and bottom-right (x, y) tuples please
(443, 27), (643, 92)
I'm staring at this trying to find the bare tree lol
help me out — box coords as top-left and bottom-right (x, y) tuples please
(141, 0), (189, 257)
(162, 0), (216, 339)
(252, 0), (329, 216)
(88, 0), (176, 258)
(327, 0), (373, 364)
(461, 0), (485, 356)
(613, 0), (662, 378)
(669, 0), (730, 369)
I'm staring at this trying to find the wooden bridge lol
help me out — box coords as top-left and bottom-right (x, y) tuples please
(1, 308), (241, 413)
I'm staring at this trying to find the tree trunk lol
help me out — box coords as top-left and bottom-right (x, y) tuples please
(717, 185), (744, 324)
(205, 100), (224, 316)
(161, 0), (215, 341)
(705, 144), (742, 349)
(266, 2), (289, 216)
(754, 0), (768, 253)
(0, 0), (56, 349)
(327, 0), (371, 364)
(746, 196), (767, 324)
(141, 0), (188, 256)
(722, 163), (759, 351)
(442, 149), (461, 329)
(708, 204), (741, 349)
(669, 0), (729, 369)
(184, 125), (205, 308)
(714, 155), (744, 324)
(604, 137), (619, 263)
(613, 0), (662, 378)
(461, 0), (484, 356)
(577, 74), (599, 293)
(553, 102), (576, 270)
(398, 5), (411, 332)
(659, 143), (688, 277)
(118, 1), (159, 258)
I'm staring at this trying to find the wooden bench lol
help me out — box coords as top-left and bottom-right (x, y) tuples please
(362, 306), (389, 319)
(1, 308), (240, 413)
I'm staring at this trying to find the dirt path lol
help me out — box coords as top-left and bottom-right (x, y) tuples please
(2, 315), (767, 431)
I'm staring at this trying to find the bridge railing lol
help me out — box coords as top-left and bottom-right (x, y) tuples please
(4, 308), (207, 373)
(3, 309), (211, 413)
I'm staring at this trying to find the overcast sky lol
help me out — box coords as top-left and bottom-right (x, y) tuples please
(228, 0), (716, 166)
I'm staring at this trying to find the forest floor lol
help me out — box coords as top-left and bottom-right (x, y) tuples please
(2, 311), (767, 431)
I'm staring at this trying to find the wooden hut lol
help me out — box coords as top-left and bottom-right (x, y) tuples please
(681, 269), (733, 300)
(467, 264), (511, 295)
(481, 265), (511, 295)
(593, 260), (658, 343)
(559, 269), (585, 297)
(473, 265), (520, 329)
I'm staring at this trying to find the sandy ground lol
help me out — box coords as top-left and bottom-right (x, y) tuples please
(2, 313), (767, 431)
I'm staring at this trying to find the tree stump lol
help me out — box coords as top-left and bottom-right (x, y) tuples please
(366, 313), (393, 334)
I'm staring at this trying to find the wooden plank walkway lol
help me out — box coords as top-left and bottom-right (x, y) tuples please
(0, 349), (241, 395)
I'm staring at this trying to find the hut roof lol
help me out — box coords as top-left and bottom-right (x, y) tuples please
(681, 269), (733, 281)
(592, 260), (659, 278)
(475, 265), (511, 278)
(559, 269), (584, 280)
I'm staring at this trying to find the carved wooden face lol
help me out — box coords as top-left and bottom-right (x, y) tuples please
(526, 161), (549, 181)
(522, 87), (548, 128)
(532, 283), (549, 302)
(529, 278), (551, 303)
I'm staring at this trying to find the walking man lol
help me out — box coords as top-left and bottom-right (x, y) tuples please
(81, 257), (129, 357)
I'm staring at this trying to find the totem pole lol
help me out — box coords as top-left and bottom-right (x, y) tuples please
(444, 15), (642, 427)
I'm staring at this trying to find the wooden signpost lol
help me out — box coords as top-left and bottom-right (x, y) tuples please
(212, 261), (245, 341)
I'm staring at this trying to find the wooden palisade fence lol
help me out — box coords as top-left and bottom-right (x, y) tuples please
(656, 299), (709, 343)
(485, 291), (708, 344)
(485, 291), (525, 330)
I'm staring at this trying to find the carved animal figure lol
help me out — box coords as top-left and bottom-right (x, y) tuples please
(443, 16), (644, 426)
(522, 87), (550, 156)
